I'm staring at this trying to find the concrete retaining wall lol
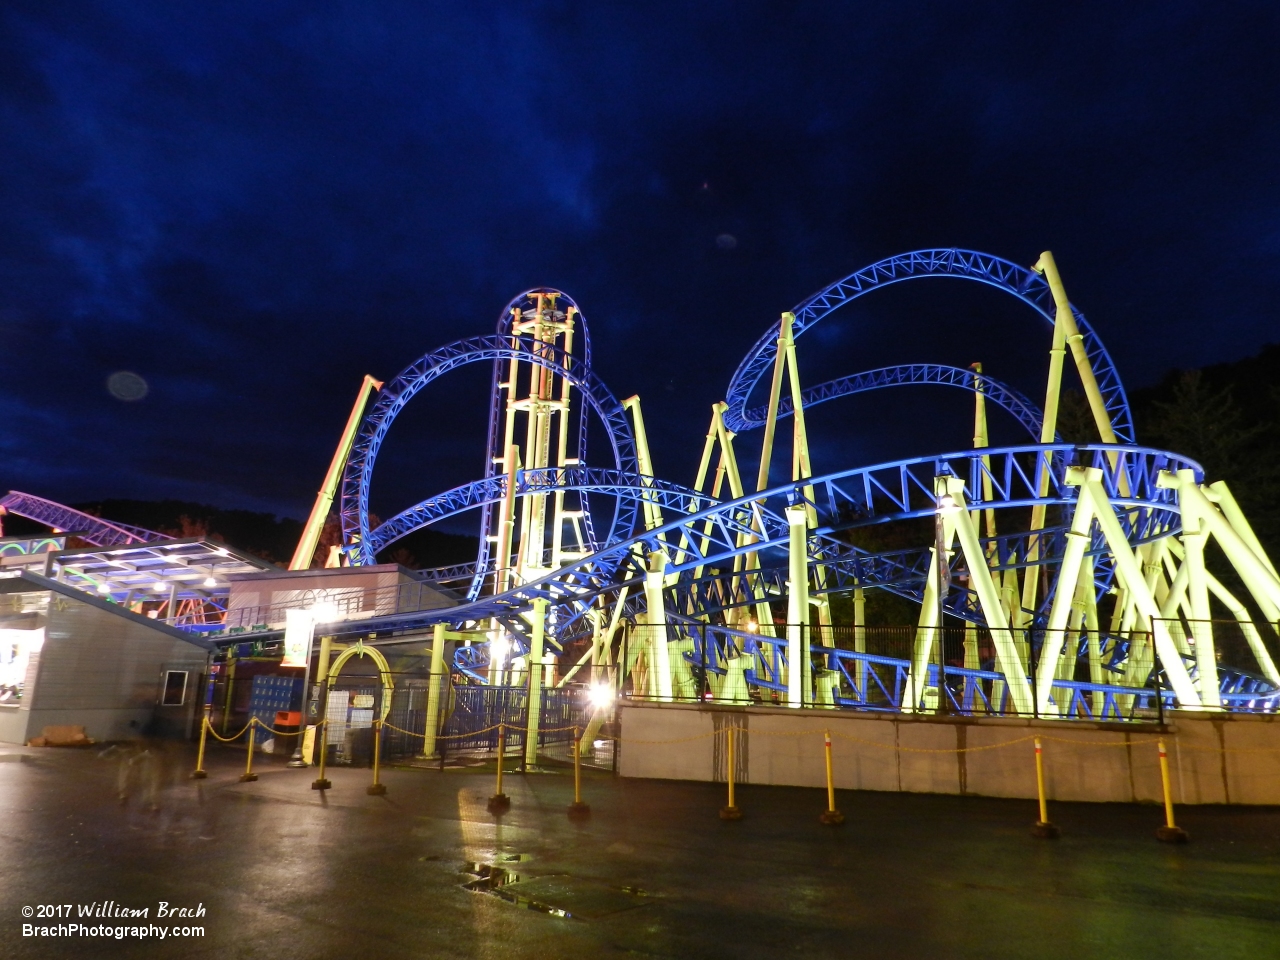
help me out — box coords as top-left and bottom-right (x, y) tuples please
(617, 700), (1280, 805)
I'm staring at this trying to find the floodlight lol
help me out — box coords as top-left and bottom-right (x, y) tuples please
(588, 683), (614, 709)
(310, 600), (338, 622)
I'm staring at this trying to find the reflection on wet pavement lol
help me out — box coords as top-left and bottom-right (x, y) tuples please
(1, 741), (1279, 960)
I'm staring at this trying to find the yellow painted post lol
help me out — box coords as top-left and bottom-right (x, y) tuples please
(311, 720), (331, 790)
(367, 718), (387, 796)
(221, 654), (236, 735)
(819, 730), (844, 825)
(191, 708), (210, 779)
(719, 723), (742, 820)
(1030, 737), (1059, 838)
(568, 726), (590, 817)
(1156, 739), (1189, 843)
(239, 718), (259, 783)
(488, 723), (511, 811)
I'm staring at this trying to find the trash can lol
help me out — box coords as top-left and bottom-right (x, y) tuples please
(273, 710), (301, 756)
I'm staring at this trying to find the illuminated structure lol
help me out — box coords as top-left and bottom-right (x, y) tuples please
(328, 249), (1280, 725)
(5, 249), (1280, 742)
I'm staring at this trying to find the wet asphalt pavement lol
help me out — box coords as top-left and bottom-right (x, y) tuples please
(2, 741), (1279, 959)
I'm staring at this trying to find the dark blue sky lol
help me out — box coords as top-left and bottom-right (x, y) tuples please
(2, 2), (1278, 525)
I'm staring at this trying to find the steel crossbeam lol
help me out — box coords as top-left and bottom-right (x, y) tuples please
(0, 491), (164, 547)
(722, 249), (1133, 442)
(311, 444), (1195, 647)
(367, 468), (717, 555)
(741, 363), (1050, 441)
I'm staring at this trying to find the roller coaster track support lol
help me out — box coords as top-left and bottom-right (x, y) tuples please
(290, 374), (382, 571)
(524, 598), (549, 766)
(786, 505), (811, 707)
(306, 249), (1280, 722)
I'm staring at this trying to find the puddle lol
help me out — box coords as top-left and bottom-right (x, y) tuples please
(461, 862), (654, 920)
(461, 862), (572, 918)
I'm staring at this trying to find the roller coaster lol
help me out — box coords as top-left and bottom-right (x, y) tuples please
(329, 247), (1280, 721)
(6, 248), (1280, 725)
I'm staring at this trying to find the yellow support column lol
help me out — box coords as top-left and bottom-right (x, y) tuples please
(1177, 470), (1220, 707)
(423, 623), (447, 757)
(785, 505), (810, 707)
(290, 375), (383, 571)
(642, 552), (673, 701)
(524, 599), (549, 767)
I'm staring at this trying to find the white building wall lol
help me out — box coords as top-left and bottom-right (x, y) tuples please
(618, 700), (1280, 806)
(0, 588), (207, 744)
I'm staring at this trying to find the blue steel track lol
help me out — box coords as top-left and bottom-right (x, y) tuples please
(330, 251), (1276, 714)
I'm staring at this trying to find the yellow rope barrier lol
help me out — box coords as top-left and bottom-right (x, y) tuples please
(381, 721), (503, 740)
(254, 719), (307, 738)
(205, 721), (254, 743)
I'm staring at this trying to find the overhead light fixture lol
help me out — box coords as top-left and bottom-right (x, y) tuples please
(153, 582), (167, 592)
(203, 576), (217, 588)
(96, 583), (111, 594)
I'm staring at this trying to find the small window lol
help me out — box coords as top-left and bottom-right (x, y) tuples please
(161, 670), (188, 706)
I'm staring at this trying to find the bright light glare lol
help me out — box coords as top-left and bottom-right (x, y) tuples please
(203, 576), (217, 588)
(96, 583), (111, 594)
(153, 582), (167, 592)
(938, 495), (957, 510)
(310, 600), (338, 622)
(588, 683), (614, 709)
(745, 619), (759, 633)
(490, 636), (510, 665)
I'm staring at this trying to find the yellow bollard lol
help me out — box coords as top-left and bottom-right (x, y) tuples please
(819, 730), (844, 825)
(311, 720), (331, 791)
(1155, 739), (1189, 843)
(1030, 736), (1059, 838)
(568, 726), (590, 818)
(367, 718), (387, 796)
(239, 718), (259, 783)
(488, 723), (511, 812)
(191, 710), (210, 780)
(719, 723), (742, 820)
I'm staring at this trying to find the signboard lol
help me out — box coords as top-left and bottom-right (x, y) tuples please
(282, 609), (314, 668)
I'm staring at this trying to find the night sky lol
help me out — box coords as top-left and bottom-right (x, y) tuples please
(2, 3), (1278, 530)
